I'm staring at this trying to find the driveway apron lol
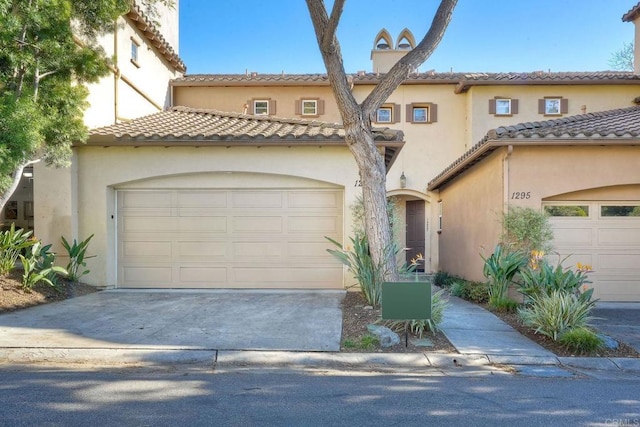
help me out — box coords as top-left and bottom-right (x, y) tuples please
(0, 290), (345, 352)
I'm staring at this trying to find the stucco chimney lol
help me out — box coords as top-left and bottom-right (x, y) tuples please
(370, 28), (417, 73)
(622, 3), (640, 74)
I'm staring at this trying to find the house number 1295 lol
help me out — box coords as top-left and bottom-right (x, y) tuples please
(511, 191), (531, 199)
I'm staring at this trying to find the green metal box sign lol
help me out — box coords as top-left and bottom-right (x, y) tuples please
(381, 281), (432, 320)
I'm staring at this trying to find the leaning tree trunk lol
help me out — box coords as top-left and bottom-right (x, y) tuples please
(306, 0), (457, 282)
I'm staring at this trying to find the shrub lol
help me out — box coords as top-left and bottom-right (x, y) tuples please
(61, 234), (95, 282)
(481, 244), (528, 308)
(489, 297), (519, 313)
(384, 288), (449, 337)
(517, 290), (597, 341)
(0, 224), (35, 275)
(327, 235), (386, 307)
(466, 281), (490, 303)
(558, 327), (603, 355)
(433, 270), (460, 289)
(501, 206), (554, 254)
(342, 334), (380, 350)
(19, 242), (67, 291)
(518, 256), (593, 302)
(448, 280), (469, 299)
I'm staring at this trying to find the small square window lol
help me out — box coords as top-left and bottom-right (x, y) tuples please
(495, 99), (511, 115)
(545, 98), (561, 115)
(254, 100), (269, 115)
(302, 100), (317, 115)
(377, 107), (392, 123)
(413, 107), (428, 122)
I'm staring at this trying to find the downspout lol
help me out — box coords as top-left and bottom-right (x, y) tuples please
(503, 145), (513, 213)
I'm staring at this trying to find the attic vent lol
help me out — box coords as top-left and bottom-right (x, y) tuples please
(398, 43), (411, 49)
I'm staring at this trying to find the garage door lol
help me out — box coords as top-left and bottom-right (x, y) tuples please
(544, 202), (640, 302)
(117, 189), (343, 289)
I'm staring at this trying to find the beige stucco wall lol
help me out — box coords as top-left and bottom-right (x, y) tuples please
(466, 86), (638, 146)
(173, 85), (341, 122)
(35, 14), (182, 261)
(435, 143), (640, 282)
(72, 145), (360, 288)
(436, 149), (506, 281)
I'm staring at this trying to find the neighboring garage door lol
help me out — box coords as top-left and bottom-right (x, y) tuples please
(544, 202), (640, 302)
(117, 188), (343, 289)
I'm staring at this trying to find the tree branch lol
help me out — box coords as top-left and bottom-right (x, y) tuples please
(321, 0), (345, 52)
(362, 0), (457, 116)
(306, 0), (360, 125)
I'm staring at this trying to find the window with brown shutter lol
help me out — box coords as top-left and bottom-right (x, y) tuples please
(489, 98), (518, 116)
(295, 98), (326, 117)
(539, 97), (568, 116)
(248, 98), (276, 115)
(406, 102), (438, 124)
(374, 103), (401, 124)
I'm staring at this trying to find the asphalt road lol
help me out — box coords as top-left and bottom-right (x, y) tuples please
(1, 365), (639, 426)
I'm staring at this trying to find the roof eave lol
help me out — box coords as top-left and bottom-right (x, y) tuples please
(427, 137), (640, 190)
(454, 78), (640, 93)
(170, 79), (332, 87)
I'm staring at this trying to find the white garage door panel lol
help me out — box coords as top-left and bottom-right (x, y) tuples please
(551, 227), (593, 246)
(547, 201), (640, 301)
(117, 188), (343, 289)
(598, 228), (640, 246)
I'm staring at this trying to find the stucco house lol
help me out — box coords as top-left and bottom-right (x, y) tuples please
(6, 2), (185, 252)
(5, 3), (640, 301)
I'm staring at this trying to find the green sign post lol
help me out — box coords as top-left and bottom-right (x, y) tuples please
(381, 281), (431, 347)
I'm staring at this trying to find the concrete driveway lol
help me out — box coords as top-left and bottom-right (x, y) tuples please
(0, 290), (345, 363)
(592, 303), (640, 353)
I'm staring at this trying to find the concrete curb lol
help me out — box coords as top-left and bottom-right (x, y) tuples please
(0, 348), (217, 366)
(1, 348), (638, 374)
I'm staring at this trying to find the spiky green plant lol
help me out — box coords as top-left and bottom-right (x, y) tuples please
(0, 224), (35, 275)
(61, 234), (95, 282)
(481, 244), (528, 307)
(518, 290), (597, 341)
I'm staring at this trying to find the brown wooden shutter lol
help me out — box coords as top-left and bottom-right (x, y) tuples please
(246, 100), (252, 114)
(429, 104), (438, 123)
(538, 99), (545, 114)
(393, 104), (401, 123)
(295, 100), (301, 115)
(318, 99), (325, 115)
(560, 98), (569, 114)
(511, 99), (519, 114)
(406, 104), (413, 122)
(488, 99), (496, 114)
(269, 99), (277, 115)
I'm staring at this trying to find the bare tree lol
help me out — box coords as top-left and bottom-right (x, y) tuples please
(609, 41), (634, 71)
(305, 0), (457, 281)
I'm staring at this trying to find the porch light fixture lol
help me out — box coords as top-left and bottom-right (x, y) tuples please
(400, 172), (407, 188)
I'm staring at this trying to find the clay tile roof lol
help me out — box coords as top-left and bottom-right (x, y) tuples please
(127, 2), (186, 73)
(172, 74), (332, 86)
(89, 106), (403, 144)
(623, 2), (640, 21)
(172, 71), (640, 88)
(428, 106), (640, 190)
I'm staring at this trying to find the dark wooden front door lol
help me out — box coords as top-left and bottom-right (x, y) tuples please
(406, 200), (426, 271)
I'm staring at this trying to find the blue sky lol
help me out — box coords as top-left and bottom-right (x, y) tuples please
(178, 1), (634, 75)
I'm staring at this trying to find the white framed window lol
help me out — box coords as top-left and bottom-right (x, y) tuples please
(376, 107), (392, 123)
(302, 99), (317, 116)
(545, 98), (561, 115)
(412, 107), (428, 122)
(495, 99), (511, 115)
(406, 102), (437, 124)
(539, 97), (567, 116)
(253, 100), (269, 115)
